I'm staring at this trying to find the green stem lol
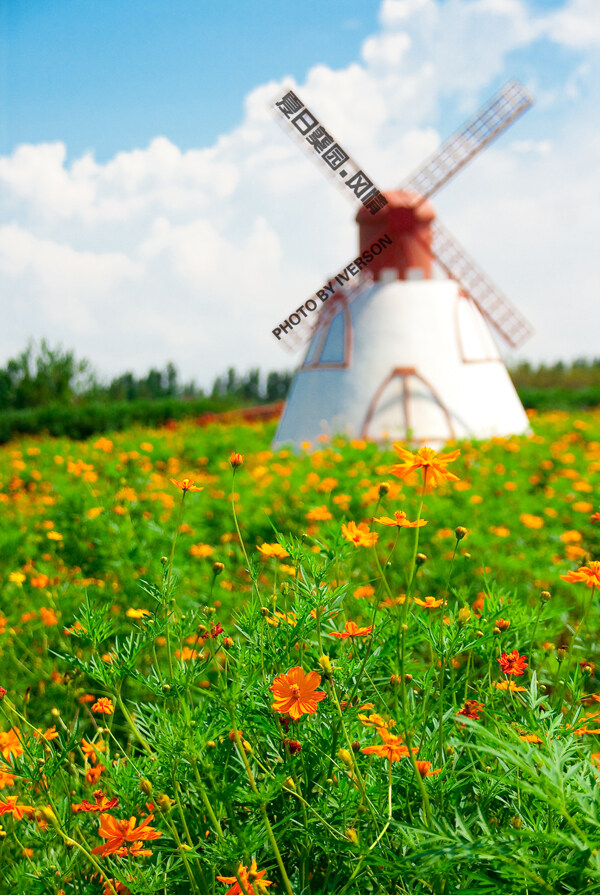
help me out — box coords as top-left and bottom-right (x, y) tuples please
(230, 716), (294, 895)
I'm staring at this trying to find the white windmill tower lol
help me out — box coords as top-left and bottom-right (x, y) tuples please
(272, 82), (534, 450)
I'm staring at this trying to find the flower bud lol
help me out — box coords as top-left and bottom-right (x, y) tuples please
(212, 562), (224, 575)
(540, 590), (551, 603)
(51, 707), (60, 718)
(455, 526), (467, 541)
(345, 827), (359, 845)
(557, 647), (567, 662)
(351, 740), (360, 753)
(378, 482), (390, 496)
(161, 556), (168, 565)
(260, 607), (270, 617)
(229, 452), (244, 468)
(475, 630), (484, 639)
(510, 816), (522, 830)
(223, 636), (233, 648)
(389, 674), (402, 686)
(140, 779), (153, 796)
(318, 655), (333, 676)
(162, 684), (171, 694)
(156, 793), (173, 812)
(493, 626), (501, 636)
(284, 776), (295, 790)
(416, 553), (427, 566)
(581, 662), (593, 677)
(207, 740), (216, 749)
(457, 607), (471, 625)
(337, 748), (353, 768)
(39, 806), (58, 825)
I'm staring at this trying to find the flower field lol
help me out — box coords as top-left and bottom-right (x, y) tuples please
(1, 408), (600, 894)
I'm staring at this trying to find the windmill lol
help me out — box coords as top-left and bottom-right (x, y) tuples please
(272, 81), (535, 450)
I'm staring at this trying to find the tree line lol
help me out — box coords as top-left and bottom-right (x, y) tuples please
(0, 340), (293, 411)
(2, 339), (600, 413)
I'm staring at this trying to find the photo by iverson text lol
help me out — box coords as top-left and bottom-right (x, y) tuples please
(272, 233), (393, 342)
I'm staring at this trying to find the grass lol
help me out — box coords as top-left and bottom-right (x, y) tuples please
(1, 407), (600, 893)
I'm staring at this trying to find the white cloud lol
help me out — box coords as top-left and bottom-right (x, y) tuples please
(1, 0), (599, 386)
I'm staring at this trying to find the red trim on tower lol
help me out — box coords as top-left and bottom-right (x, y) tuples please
(360, 366), (456, 442)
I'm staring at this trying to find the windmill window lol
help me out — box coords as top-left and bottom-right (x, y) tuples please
(301, 303), (351, 369)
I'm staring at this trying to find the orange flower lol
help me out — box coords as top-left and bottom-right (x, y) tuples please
(330, 620), (373, 639)
(270, 667), (327, 721)
(265, 610), (297, 628)
(415, 760), (442, 777)
(373, 510), (427, 528)
(358, 712), (396, 730)
(126, 607), (152, 619)
(341, 521), (378, 547)
(170, 477), (204, 493)
(0, 795), (34, 820)
(257, 542), (289, 559)
(495, 680), (527, 692)
(87, 764), (106, 785)
(519, 513), (544, 530)
(413, 596), (446, 609)
(0, 727), (23, 761)
(81, 737), (106, 766)
(361, 728), (418, 762)
(0, 769), (15, 789)
(519, 732), (543, 744)
(91, 698), (114, 715)
(91, 812), (162, 857)
(217, 859), (273, 895)
(390, 445), (460, 488)
(306, 506), (332, 521)
(497, 650), (528, 676)
(353, 585), (375, 600)
(495, 618), (511, 631)
(40, 607), (58, 626)
(229, 453), (244, 469)
(561, 561), (600, 589)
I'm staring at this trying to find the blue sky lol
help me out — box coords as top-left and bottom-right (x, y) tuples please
(3, 0), (384, 161)
(1, 0), (599, 385)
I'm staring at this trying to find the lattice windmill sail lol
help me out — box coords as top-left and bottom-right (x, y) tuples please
(273, 81), (535, 449)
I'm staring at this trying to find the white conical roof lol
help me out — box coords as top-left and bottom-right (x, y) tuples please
(272, 278), (530, 450)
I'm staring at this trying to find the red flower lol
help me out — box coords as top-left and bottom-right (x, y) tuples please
(209, 622), (224, 639)
(497, 649), (528, 677)
(457, 700), (484, 721)
(282, 739), (302, 755)
(0, 687), (6, 700)
(73, 790), (119, 814)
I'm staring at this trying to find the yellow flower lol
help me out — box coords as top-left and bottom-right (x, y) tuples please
(413, 596), (446, 609)
(126, 608), (152, 619)
(9, 572), (26, 585)
(256, 543), (289, 558)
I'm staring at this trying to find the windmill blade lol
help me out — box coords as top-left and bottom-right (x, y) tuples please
(427, 218), (533, 348)
(401, 80), (533, 202)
